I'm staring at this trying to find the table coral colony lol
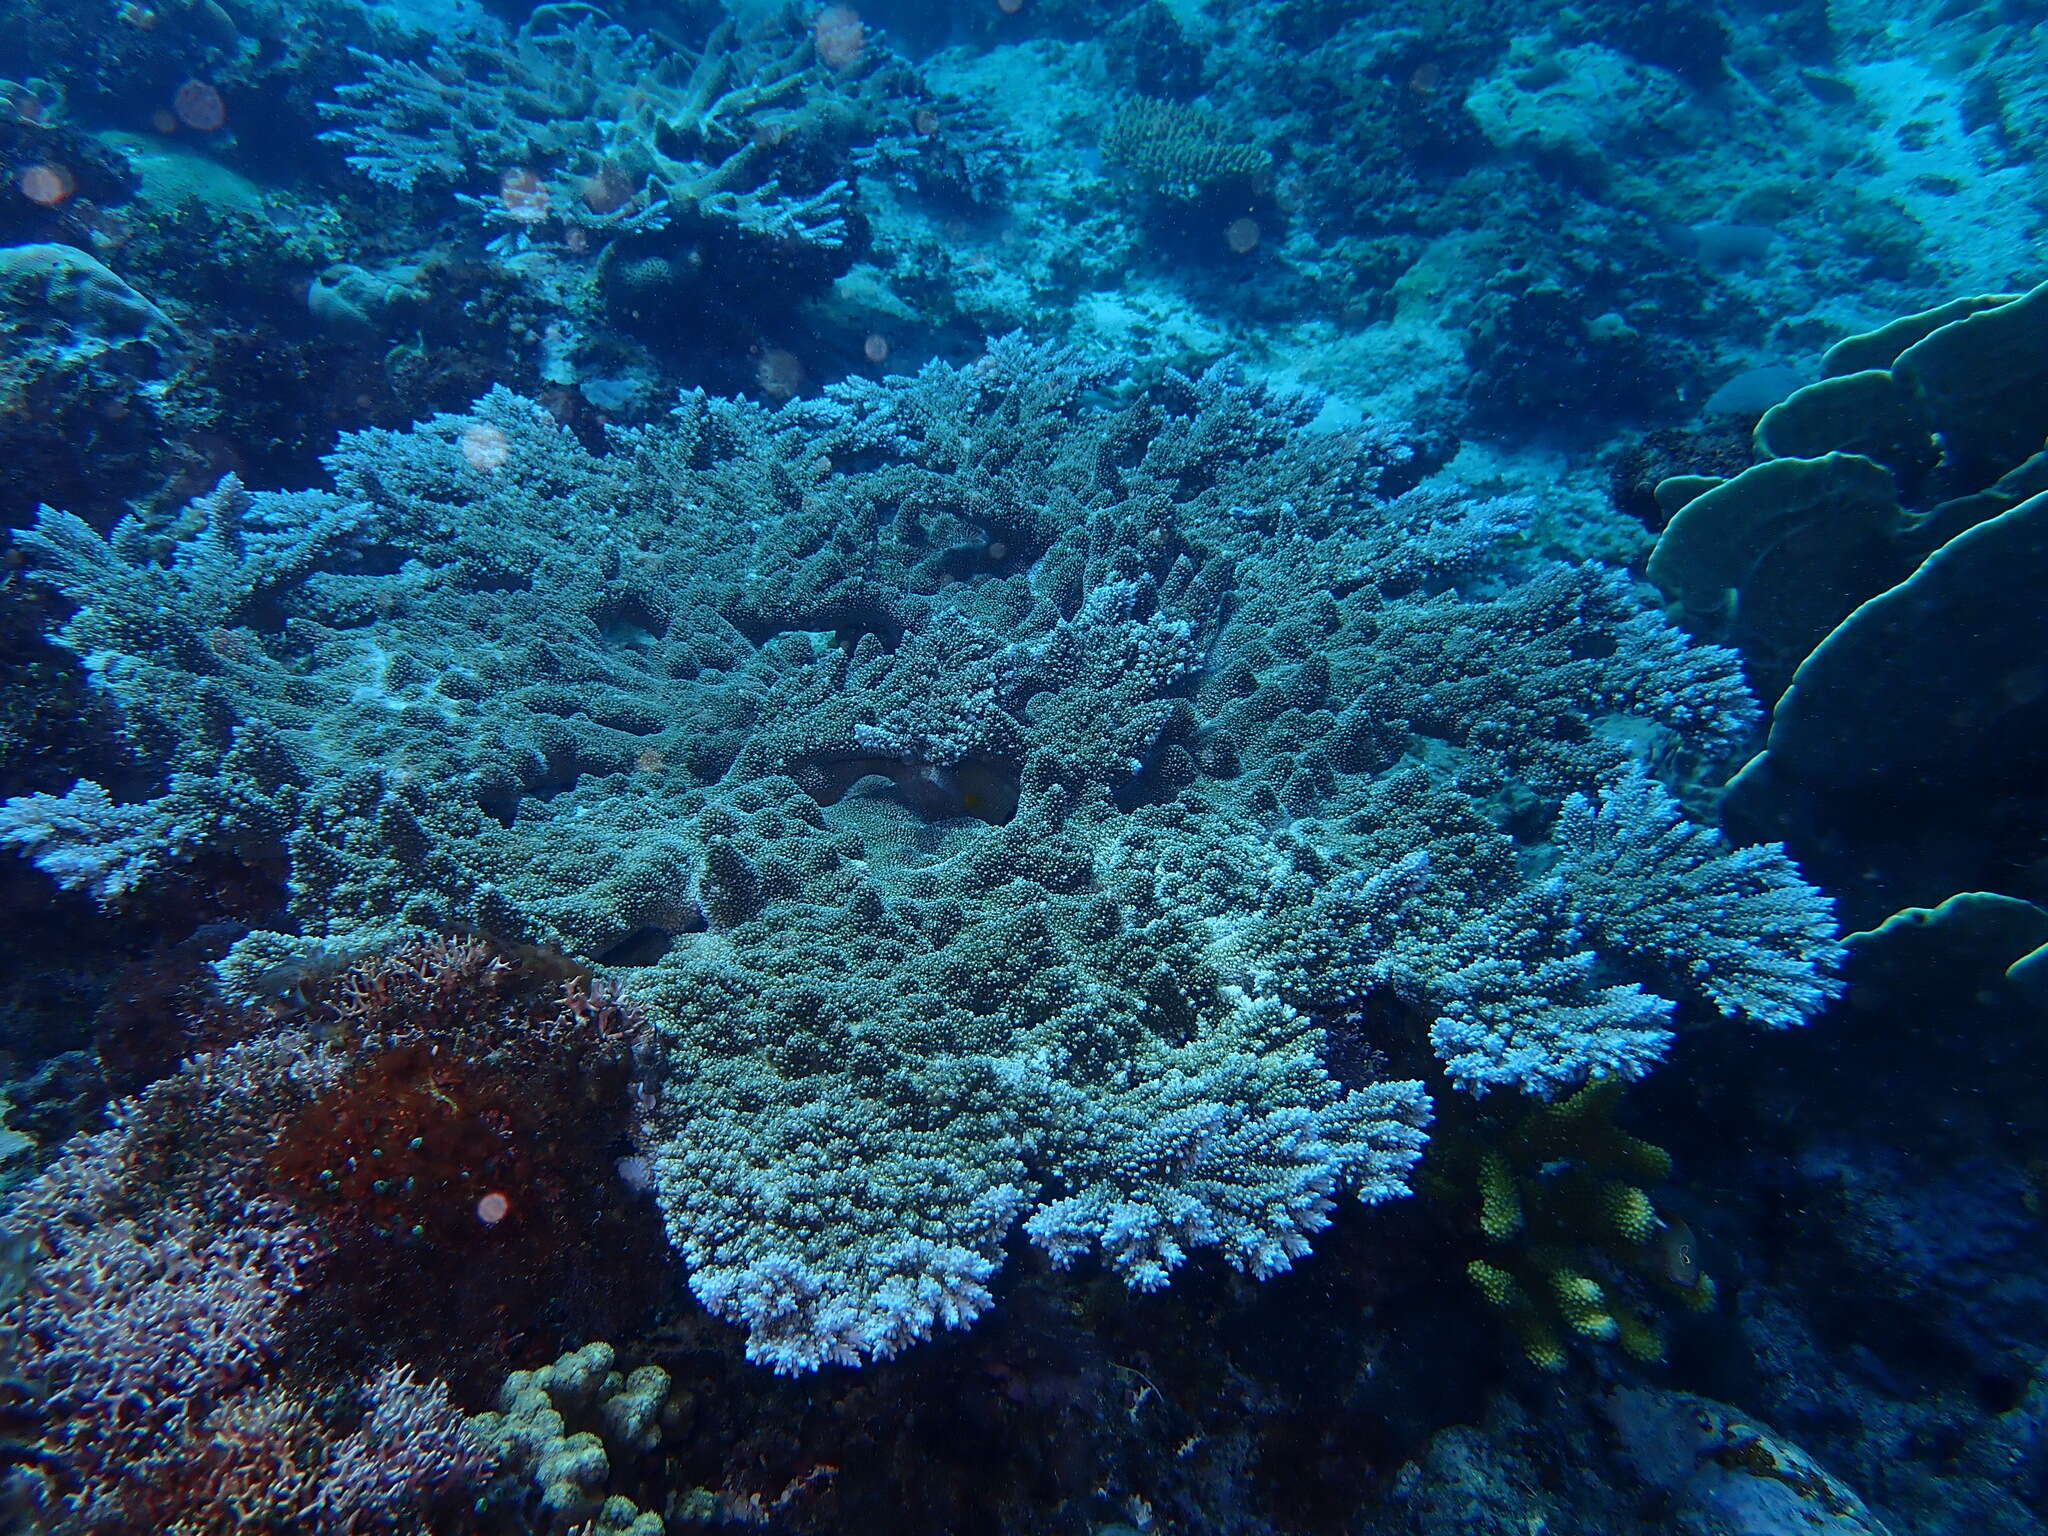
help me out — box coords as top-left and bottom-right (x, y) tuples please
(0, 337), (1841, 1373)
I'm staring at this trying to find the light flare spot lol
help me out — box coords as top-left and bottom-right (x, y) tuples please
(813, 5), (865, 70)
(498, 167), (550, 225)
(754, 346), (806, 400)
(17, 163), (73, 207)
(173, 79), (226, 131)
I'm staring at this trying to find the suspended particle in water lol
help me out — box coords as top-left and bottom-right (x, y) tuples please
(460, 423), (511, 472)
(475, 1191), (511, 1225)
(17, 163), (73, 207)
(997, 0), (1024, 14)
(579, 164), (632, 216)
(755, 346), (806, 399)
(498, 166), (550, 227)
(5, 84), (48, 123)
(173, 79), (225, 131)
(813, 5), (865, 70)
(863, 332), (890, 364)
(1225, 217), (1261, 254)
(913, 106), (940, 136)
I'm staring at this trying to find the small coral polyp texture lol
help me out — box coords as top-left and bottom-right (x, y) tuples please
(3, 338), (1841, 1373)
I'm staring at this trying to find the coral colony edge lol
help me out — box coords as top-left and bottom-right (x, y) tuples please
(0, 1), (2045, 1534)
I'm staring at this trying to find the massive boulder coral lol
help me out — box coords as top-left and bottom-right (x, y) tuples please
(0, 338), (1839, 1371)
(0, 243), (183, 524)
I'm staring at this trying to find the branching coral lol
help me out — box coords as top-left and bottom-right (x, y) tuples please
(0, 1032), (494, 1532)
(0, 340), (1836, 1373)
(1437, 1079), (1714, 1370)
(266, 938), (640, 1254)
(0, 937), (658, 1528)
(1102, 95), (1273, 205)
(320, 10), (877, 259)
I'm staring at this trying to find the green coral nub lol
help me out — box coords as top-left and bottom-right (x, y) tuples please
(1447, 1078), (1712, 1370)
(1477, 1149), (1523, 1240)
(1601, 1179), (1659, 1245)
(1549, 1268), (1618, 1340)
(470, 1342), (670, 1532)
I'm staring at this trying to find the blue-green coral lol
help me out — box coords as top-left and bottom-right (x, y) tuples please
(0, 338), (1839, 1372)
(320, 10), (890, 258)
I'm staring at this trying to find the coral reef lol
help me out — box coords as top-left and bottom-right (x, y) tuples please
(0, 338), (1839, 1376)
(1650, 282), (2048, 703)
(1101, 95), (1272, 208)
(471, 1340), (668, 1534)
(1604, 1388), (1893, 1536)
(1650, 283), (2048, 956)
(0, 936), (657, 1534)
(0, 243), (183, 524)
(0, 1025), (497, 1532)
(5, 1), (2048, 1531)
(322, 12), (859, 260)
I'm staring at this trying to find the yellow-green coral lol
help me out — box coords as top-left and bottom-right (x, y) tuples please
(1548, 1266), (1617, 1340)
(1476, 1148), (1522, 1240)
(1435, 1079), (1712, 1370)
(470, 1342), (669, 1534)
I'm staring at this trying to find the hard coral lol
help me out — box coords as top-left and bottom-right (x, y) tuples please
(2, 339), (1838, 1376)
(321, 11), (869, 263)
(1102, 95), (1273, 207)
(111, 1363), (492, 1536)
(1447, 1077), (1714, 1370)
(0, 933), (671, 1529)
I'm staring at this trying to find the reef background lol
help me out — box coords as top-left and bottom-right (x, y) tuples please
(0, 1), (2045, 1534)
